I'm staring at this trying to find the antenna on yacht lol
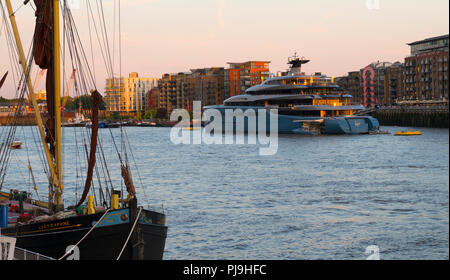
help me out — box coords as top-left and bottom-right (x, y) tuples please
(287, 53), (310, 76)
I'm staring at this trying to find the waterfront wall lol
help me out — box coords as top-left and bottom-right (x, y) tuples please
(373, 108), (449, 128)
(2, 108), (448, 128)
(0, 115), (37, 126)
(0, 112), (77, 126)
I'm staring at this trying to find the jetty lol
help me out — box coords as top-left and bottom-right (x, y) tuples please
(372, 107), (449, 128)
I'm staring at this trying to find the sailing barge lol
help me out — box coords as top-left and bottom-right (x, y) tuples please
(0, 0), (167, 259)
(1, 190), (167, 260)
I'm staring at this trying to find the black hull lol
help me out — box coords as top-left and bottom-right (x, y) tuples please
(2, 209), (168, 260)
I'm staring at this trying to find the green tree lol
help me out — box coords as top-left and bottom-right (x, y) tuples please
(67, 95), (106, 111)
(63, 96), (76, 111)
(0, 96), (9, 104)
(143, 108), (157, 119)
(109, 111), (120, 120)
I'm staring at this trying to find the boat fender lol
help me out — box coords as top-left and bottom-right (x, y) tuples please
(87, 196), (95, 215)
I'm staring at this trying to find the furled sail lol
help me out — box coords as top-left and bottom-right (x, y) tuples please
(33, 0), (56, 157)
(73, 90), (102, 208)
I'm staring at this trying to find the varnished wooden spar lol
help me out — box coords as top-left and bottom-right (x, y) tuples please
(0, 72), (7, 89)
(32, 0), (57, 161)
(31, 0), (63, 210)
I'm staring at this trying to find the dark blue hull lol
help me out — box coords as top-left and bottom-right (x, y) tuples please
(204, 106), (379, 135)
(86, 122), (120, 129)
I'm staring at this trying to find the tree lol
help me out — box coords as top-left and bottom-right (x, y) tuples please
(143, 108), (157, 119)
(64, 95), (106, 111)
(64, 96), (76, 111)
(109, 111), (120, 120)
(0, 96), (9, 104)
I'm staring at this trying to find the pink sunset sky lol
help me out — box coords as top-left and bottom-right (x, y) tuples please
(0, 0), (449, 98)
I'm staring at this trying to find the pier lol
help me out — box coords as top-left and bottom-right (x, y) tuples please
(373, 107), (449, 128)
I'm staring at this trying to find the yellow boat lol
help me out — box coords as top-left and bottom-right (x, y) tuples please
(394, 131), (422, 136)
(183, 127), (200, 131)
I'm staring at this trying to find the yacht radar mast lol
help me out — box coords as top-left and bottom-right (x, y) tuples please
(287, 52), (310, 76)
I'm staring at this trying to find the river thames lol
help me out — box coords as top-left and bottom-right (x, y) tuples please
(2, 125), (448, 259)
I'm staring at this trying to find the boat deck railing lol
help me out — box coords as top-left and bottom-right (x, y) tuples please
(13, 247), (55, 260)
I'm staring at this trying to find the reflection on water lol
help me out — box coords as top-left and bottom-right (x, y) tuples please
(2, 125), (449, 259)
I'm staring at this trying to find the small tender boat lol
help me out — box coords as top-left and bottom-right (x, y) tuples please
(86, 121), (120, 129)
(137, 121), (157, 127)
(62, 111), (88, 127)
(10, 141), (22, 149)
(394, 131), (422, 136)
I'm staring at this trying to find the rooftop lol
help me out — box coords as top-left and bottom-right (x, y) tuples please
(227, 61), (271, 64)
(407, 34), (449, 46)
(227, 61), (271, 69)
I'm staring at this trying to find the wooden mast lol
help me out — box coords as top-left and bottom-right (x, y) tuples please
(53, 0), (63, 209)
(4, 0), (60, 211)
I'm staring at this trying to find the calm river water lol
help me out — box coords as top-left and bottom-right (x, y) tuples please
(1, 125), (448, 259)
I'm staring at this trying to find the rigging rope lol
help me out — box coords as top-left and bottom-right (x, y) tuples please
(1, 0), (148, 212)
(58, 208), (111, 260)
(0, 1), (46, 190)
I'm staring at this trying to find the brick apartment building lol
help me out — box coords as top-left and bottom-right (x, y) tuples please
(403, 34), (449, 102)
(224, 61), (270, 98)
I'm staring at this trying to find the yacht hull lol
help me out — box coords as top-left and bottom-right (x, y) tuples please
(204, 106), (379, 135)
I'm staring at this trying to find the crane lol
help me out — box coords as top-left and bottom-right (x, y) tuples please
(61, 69), (76, 112)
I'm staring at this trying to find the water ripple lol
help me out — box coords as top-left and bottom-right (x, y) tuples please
(3, 126), (448, 259)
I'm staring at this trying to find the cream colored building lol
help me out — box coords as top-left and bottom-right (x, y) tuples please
(134, 79), (158, 112)
(105, 72), (158, 112)
(35, 90), (47, 101)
